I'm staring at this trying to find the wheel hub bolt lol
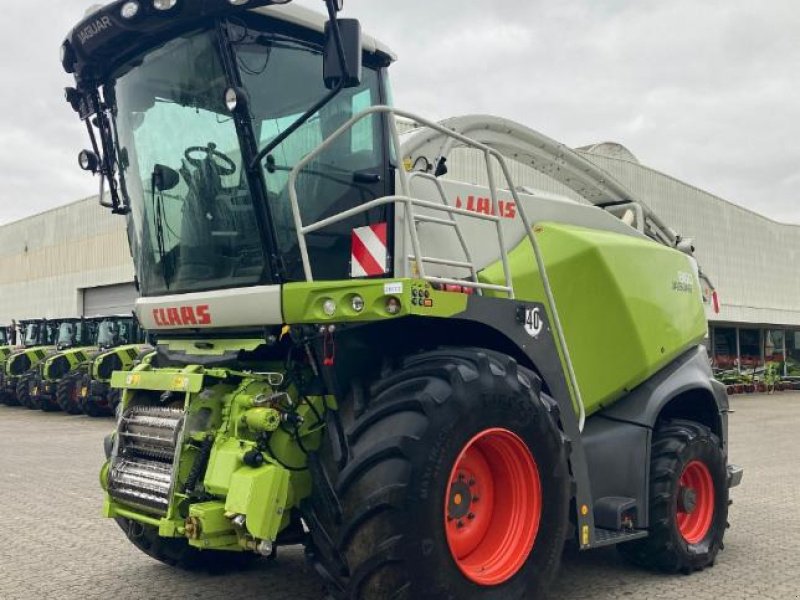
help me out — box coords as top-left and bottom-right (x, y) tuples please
(467, 513), (475, 520)
(456, 520), (464, 528)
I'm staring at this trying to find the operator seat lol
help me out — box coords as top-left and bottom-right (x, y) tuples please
(175, 146), (236, 286)
(176, 147), (261, 287)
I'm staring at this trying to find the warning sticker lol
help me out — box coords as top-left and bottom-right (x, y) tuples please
(351, 223), (389, 277)
(523, 307), (543, 337)
(384, 282), (403, 295)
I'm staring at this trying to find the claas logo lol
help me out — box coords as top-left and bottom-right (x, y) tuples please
(455, 195), (516, 219)
(152, 305), (212, 327)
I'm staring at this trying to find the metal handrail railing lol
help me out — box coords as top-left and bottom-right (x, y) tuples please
(286, 105), (586, 430)
(407, 171), (480, 287)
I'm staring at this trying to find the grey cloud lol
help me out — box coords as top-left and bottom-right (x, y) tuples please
(1, 0), (797, 224)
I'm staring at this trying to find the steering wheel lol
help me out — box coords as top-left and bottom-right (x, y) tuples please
(184, 143), (237, 176)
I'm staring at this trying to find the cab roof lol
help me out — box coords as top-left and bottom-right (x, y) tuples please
(63, 0), (395, 86)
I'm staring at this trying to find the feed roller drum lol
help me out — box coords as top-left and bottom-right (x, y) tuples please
(109, 459), (173, 515)
(119, 406), (184, 461)
(109, 406), (185, 515)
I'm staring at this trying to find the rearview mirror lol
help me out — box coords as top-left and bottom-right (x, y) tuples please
(323, 19), (363, 90)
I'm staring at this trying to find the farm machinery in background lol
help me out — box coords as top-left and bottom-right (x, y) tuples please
(27, 315), (150, 415)
(78, 317), (153, 416)
(0, 319), (64, 407)
(28, 317), (99, 411)
(0, 325), (16, 393)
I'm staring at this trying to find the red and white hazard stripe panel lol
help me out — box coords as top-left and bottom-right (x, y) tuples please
(351, 223), (388, 277)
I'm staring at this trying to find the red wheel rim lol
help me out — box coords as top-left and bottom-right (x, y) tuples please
(444, 428), (541, 586)
(676, 460), (715, 544)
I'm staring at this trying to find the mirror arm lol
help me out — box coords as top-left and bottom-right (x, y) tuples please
(324, 0), (350, 80)
(249, 82), (344, 171)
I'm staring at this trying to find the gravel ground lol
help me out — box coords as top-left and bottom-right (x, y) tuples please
(0, 393), (797, 599)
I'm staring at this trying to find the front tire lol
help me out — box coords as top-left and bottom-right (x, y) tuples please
(80, 373), (111, 417)
(17, 373), (35, 409)
(57, 374), (84, 415)
(618, 420), (728, 573)
(306, 348), (570, 600)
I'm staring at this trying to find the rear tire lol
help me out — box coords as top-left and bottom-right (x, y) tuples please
(57, 374), (84, 415)
(306, 348), (570, 600)
(39, 376), (61, 413)
(0, 388), (16, 406)
(618, 420), (728, 573)
(114, 518), (257, 571)
(80, 374), (110, 418)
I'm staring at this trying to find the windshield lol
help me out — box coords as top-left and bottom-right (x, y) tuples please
(0, 329), (7, 345)
(231, 19), (389, 281)
(96, 319), (132, 348)
(111, 21), (390, 295)
(113, 30), (266, 296)
(23, 324), (40, 346)
(57, 322), (77, 347)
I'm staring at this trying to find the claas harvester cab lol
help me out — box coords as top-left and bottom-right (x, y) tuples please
(63, 2), (741, 598)
(1, 319), (61, 407)
(30, 317), (99, 412)
(79, 316), (153, 417)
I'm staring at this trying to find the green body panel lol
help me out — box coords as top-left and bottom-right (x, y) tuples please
(4, 346), (54, 377)
(110, 369), (204, 393)
(105, 357), (326, 550)
(0, 346), (14, 362)
(224, 465), (290, 542)
(42, 346), (98, 382)
(282, 278), (468, 324)
(91, 344), (153, 381)
(186, 502), (240, 550)
(480, 223), (707, 415)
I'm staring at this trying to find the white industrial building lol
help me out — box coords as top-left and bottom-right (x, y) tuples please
(1, 125), (798, 373)
(0, 197), (135, 320)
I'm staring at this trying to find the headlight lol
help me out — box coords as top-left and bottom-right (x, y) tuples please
(322, 299), (337, 317)
(120, 1), (140, 18)
(385, 297), (401, 315)
(153, 0), (178, 10)
(351, 295), (365, 313)
(78, 150), (99, 173)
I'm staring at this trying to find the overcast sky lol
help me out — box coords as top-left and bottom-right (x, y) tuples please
(0, 0), (798, 225)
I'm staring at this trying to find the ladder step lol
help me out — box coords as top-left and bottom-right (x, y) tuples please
(408, 255), (474, 270)
(591, 528), (648, 548)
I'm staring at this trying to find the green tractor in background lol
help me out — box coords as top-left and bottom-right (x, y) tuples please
(0, 325), (12, 355)
(1, 319), (62, 408)
(30, 317), (99, 412)
(77, 316), (153, 417)
(0, 324), (17, 397)
(63, 2), (742, 598)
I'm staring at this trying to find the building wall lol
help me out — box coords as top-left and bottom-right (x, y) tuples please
(579, 153), (800, 327)
(0, 196), (134, 324)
